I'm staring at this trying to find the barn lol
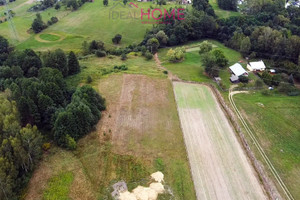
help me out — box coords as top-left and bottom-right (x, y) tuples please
(247, 60), (266, 72)
(229, 63), (248, 77)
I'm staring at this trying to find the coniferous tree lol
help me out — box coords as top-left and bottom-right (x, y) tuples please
(68, 51), (80, 75)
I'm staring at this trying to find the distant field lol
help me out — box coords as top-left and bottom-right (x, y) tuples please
(158, 40), (244, 89)
(209, 0), (241, 18)
(0, 0), (173, 51)
(0, 0), (70, 45)
(39, 33), (61, 41)
(173, 82), (267, 200)
(234, 92), (300, 199)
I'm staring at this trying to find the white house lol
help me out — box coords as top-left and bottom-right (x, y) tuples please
(229, 63), (248, 77)
(247, 60), (266, 72)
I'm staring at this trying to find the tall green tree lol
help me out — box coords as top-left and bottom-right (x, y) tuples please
(0, 35), (9, 65)
(240, 37), (251, 57)
(43, 49), (68, 77)
(212, 49), (228, 68)
(31, 13), (46, 33)
(67, 51), (80, 75)
(146, 38), (160, 54)
(217, 0), (237, 11)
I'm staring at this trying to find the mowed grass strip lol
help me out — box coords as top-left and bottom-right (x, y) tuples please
(234, 92), (300, 198)
(39, 33), (61, 41)
(173, 82), (267, 199)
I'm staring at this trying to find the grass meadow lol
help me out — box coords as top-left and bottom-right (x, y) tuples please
(66, 52), (166, 87)
(234, 92), (300, 199)
(209, 0), (241, 18)
(0, 0), (174, 51)
(158, 40), (245, 89)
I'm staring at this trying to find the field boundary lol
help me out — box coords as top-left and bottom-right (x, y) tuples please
(171, 80), (282, 200)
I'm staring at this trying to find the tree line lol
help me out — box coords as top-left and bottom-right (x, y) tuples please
(0, 35), (106, 199)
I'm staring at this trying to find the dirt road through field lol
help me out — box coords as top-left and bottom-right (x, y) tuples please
(173, 82), (267, 200)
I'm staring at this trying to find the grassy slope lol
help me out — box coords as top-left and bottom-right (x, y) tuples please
(234, 92), (300, 198)
(0, 0), (70, 44)
(158, 40), (244, 89)
(25, 57), (195, 200)
(209, 0), (240, 18)
(0, 0), (173, 51)
(66, 53), (166, 86)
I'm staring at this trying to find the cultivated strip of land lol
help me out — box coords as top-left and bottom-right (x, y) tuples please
(173, 82), (267, 200)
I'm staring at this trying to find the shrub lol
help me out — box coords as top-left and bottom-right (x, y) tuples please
(95, 50), (106, 57)
(65, 134), (77, 150)
(42, 143), (51, 151)
(255, 79), (264, 88)
(121, 53), (127, 60)
(55, 3), (61, 9)
(145, 51), (153, 60)
(114, 65), (128, 71)
(112, 34), (122, 44)
(278, 82), (299, 95)
(199, 41), (213, 54)
(167, 47), (185, 62)
(86, 75), (92, 83)
(154, 158), (165, 172)
(261, 71), (272, 86)
(163, 70), (168, 74)
(239, 76), (249, 83)
(50, 16), (58, 24)
(262, 89), (271, 96)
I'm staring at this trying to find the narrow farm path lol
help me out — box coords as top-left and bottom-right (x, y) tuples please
(154, 53), (180, 81)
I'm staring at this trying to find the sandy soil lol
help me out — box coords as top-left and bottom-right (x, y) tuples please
(173, 82), (267, 200)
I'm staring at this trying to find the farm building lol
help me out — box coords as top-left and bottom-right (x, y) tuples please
(230, 75), (239, 83)
(247, 60), (266, 72)
(229, 63), (248, 77)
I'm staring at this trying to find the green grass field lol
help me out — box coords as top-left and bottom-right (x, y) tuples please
(234, 92), (300, 199)
(158, 40), (244, 89)
(39, 33), (61, 41)
(43, 171), (74, 200)
(209, 0), (241, 18)
(0, 0), (174, 51)
(66, 53), (166, 87)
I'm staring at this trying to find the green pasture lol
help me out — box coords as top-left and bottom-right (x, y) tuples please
(0, 0), (174, 51)
(209, 0), (241, 18)
(234, 92), (300, 198)
(158, 40), (244, 89)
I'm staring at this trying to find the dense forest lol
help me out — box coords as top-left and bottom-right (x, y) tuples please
(0, 35), (105, 199)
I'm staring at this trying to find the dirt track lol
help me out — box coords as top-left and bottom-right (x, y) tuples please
(173, 82), (267, 200)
